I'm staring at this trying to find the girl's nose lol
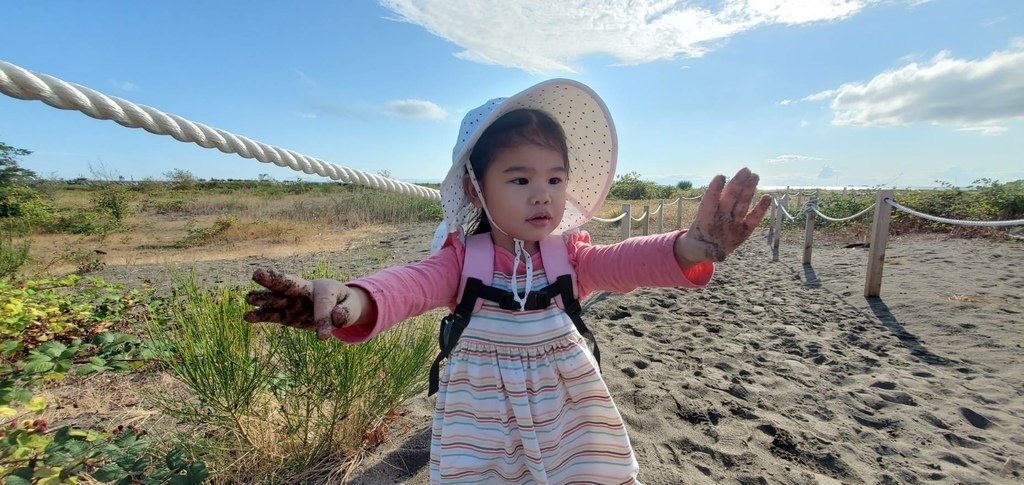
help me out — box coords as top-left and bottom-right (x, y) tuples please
(530, 188), (551, 205)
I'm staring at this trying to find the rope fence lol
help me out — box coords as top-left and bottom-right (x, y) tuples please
(0, 60), (440, 200)
(587, 194), (705, 240)
(765, 189), (1023, 298)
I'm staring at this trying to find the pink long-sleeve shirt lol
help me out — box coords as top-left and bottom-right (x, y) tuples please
(333, 230), (714, 343)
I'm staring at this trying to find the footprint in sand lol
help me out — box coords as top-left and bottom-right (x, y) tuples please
(960, 407), (995, 429)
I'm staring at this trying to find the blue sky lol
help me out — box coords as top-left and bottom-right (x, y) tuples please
(1, 0), (1022, 189)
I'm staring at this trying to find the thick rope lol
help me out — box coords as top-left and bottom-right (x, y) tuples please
(592, 212), (627, 223)
(885, 198), (1024, 227)
(649, 204), (662, 216)
(772, 197), (804, 221)
(0, 60), (440, 200)
(631, 211), (649, 222)
(810, 203), (877, 223)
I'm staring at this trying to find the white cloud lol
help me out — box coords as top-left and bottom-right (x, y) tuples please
(800, 119), (809, 127)
(955, 125), (1008, 136)
(801, 89), (836, 102)
(380, 0), (881, 73)
(767, 154), (823, 164)
(818, 165), (839, 179)
(384, 99), (448, 120)
(112, 80), (139, 92)
(778, 99), (792, 106)
(303, 97), (447, 121)
(804, 39), (1024, 133)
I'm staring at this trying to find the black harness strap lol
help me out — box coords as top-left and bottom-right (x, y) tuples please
(428, 275), (601, 396)
(428, 278), (480, 396)
(552, 275), (601, 366)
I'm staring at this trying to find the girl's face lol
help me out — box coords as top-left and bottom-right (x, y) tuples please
(468, 144), (568, 252)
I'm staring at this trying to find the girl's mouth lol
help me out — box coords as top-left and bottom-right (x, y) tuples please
(527, 213), (551, 227)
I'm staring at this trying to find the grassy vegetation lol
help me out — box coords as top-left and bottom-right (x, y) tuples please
(1, 178), (442, 483)
(0, 258), (437, 483)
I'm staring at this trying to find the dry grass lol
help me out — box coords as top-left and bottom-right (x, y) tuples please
(20, 186), (419, 276)
(948, 293), (986, 303)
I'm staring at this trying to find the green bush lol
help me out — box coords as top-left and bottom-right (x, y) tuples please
(609, 172), (676, 200)
(175, 215), (238, 248)
(92, 183), (136, 224)
(164, 168), (199, 190)
(50, 209), (110, 235)
(0, 233), (29, 279)
(0, 185), (55, 228)
(148, 270), (436, 481)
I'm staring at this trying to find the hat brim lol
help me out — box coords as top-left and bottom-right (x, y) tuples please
(441, 79), (618, 235)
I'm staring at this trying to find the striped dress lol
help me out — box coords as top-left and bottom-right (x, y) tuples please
(430, 258), (640, 484)
(338, 230), (713, 484)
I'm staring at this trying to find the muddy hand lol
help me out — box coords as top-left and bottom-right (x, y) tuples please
(679, 167), (772, 263)
(244, 269), (356, 340)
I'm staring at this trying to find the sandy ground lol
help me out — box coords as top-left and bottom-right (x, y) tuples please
(92, 222), (1024, 484)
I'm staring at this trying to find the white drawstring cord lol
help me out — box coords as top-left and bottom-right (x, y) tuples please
(510, 239), (534, 311)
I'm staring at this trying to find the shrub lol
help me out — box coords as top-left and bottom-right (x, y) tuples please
(0, 185), (55, 228)
(148, 271), (436, 481)
(164, 169), (199, 190)
(609, 172), (675, 200)
(676, 180), (693, 190)
(92, 183), (136, 224)
(175, 215), (237, 248)
(0, 233), (29, 279)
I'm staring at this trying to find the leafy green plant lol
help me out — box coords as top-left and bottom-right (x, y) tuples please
(1, 423), (208, 484)
(0, 275), (146, 349)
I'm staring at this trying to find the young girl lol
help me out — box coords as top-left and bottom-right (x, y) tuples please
(244, 79), (770, 484)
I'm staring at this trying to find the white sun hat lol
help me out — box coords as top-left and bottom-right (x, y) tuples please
(432, 78), (618, 253)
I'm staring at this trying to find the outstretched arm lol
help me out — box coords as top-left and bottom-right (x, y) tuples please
(675, 167), (771, 267)
(243, 269), (376, 340)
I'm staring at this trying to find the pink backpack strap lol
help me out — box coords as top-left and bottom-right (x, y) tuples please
(539, 234), (578, 310)
(457, 233), (494, 314)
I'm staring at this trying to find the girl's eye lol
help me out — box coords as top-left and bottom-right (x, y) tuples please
(549, 177), (563, 185)
(511, 178), (529, 185)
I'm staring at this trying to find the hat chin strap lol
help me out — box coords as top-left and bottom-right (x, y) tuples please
(467, 165), (533, 311)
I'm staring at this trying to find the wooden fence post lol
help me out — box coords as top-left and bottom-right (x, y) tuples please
(642, 205), (650, 235)
(657, 200), (664, 233)
(767, 194), (777, 245)
(802, 196), (817, 265)
(864, 190), (894, 297)
(771, 194), (785, 261)
(676, 197), (683, 229)
(620, 204), (631, 240)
